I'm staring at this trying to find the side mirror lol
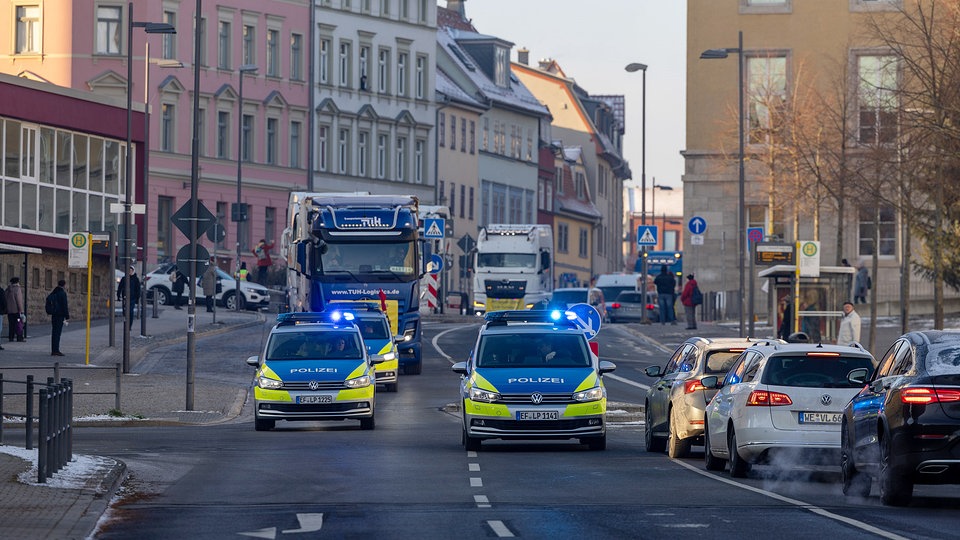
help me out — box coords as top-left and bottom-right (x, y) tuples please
(700, 375), (720, 389)
(451, 361), (468, 376)
(644, 365), (663, 378)
(599, 360), (616, 374)
(847, 367), (869, 386)
(246, 355), (260, 367)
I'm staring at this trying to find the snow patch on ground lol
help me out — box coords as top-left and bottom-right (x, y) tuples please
(0, 444), (117, 489)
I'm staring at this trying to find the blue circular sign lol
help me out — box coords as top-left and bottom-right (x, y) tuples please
(688, 216), (707, 235)
(428, 254), (444, 273)
(568, 303), (602, 340)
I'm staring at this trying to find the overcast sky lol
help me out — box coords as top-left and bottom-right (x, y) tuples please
(460, 0), (687, 190)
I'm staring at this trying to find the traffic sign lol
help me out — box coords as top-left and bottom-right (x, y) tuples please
(424, 218), (445, 239)
(69, 231), (89, 268)
(688, 216), (707, 235)
(206, 220), (227, 243)
(799, 241), (821, 278)
(636, 225), (658, 247)
(457, 233), (476, 253)
(568, 303), (602, 340)
(171, 199), (216, 240)
(428, 254), (444, 273)
(747, 227), (764, 247)
(176, 243), (210, 279)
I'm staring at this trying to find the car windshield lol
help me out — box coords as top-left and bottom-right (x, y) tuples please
(551, 290), (587, 304)
(476, 253), (537, 269)
(266, 331), (363, 360)
(705, 351), (744, 375)
(476, 334), (590, 368)
(318, 241), (415, 278)
(356, 318), (391, 340)
(762, 355), (875, 388)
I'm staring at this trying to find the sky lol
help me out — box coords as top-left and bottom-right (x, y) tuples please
(460, 0), (687, 190)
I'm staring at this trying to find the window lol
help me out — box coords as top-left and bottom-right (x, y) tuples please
(267, 29), (280, 77)
(290, 121), (301, 168)
(15, 5), (41, 55)
(217, 111), (230, 158)
(469, 187), (474, 219)
(242, 114), (254, 161)
(96, 6), (122, 55)
(339, 41), (352, 87)
(450, 116), (457, 150)
(359, 46), (370, 90)
(858, 55), (898, 145)
(266, 118), (278, 164)
(377, 134), (387, 178)
(197, 107), (206, 156)
(215, 202), (227, 251)
(157, 196), (173, 259)
(218, 21), (231, 69)
(319, 39), (330, 84)
(747, 205), (784, 240)
(438, 112), (445, 147)
(161, 104), (175, 152)
(291, 34), (303, 80)
(318, 126), (328, 171)
(494, 46), (508, 87)
(414, 139), (424, 183)
(396, 137), (406, 181)
(243, 24), (255, 66)
(162, 11), (176, 59)
(579, 228), (588, 258)
(470, 120), (476, 154)
(461, 119), (467, 152)
(575, 171), (586, 199)
(415, 55), (426, 99)
(381, 0), (390, 16)
(741, 0), (791, 12)
(338, 128), (349, 174)
(397, 52), (408, 96)
(265, 207), (276, 243)
(419, 0), (429, 22)
(858, 204), (896, 256)
(400, 0), (409, 19)
(197, 17), (207, 66)
(482, 117), (489, 150)
(358, 131), (368, 177)
(558, 223), (569, 253)
(378, 49), (390, 93)
(747, 55), (787, 145)
(450, 183), (456, 212)
(460, 185), (466, 218)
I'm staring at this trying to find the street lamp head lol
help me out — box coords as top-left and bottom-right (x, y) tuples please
(154, 59), (184, 68)
(136, 22), (176, 34)
(653, 184), (674, 191)
(624, 62), (648, 73)
(700, 48), (731, 60)
(239, 64), (259, 74)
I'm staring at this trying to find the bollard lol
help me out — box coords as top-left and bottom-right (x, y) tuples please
(25, 375), (34, 451)
(37, 387), (47, 483)
(152, 289), (159, 318)
(64, 379), (73, 462)
(115, 363), (122, 411)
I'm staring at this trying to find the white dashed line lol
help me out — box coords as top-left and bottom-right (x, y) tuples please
(469, 463), (480, 472)
(474, 495), (491, 508)
(470, 477), (483, 487)
(467, 451), (478, 458)
(487, 520), (515, 538)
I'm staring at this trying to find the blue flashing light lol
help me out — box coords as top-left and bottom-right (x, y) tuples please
(550, 310), (562, 321)
(276, 311), (357, 327)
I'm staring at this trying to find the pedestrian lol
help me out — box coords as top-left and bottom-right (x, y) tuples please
(171, 270), (189, 309)
(653, 266), (677, 325)
(48, 279), (69, 356)
(679, 274), (700, 330)
(202, 256), (218, 313)
(117, 265), (141, 331)
(836, 301), (861, 346)
(235, 262), (250, 282)
(252, 239), (274, 285)
(5, 277), (25, 342)
(0, 281), (6, 349)
(854, 262), (870, 304)
(777, 296), (794, 341)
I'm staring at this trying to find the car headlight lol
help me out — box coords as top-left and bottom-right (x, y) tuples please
(572, 386), (605, 402)
(469, 386), (500, 403)
(344, 375), (372, 388)
(381, 352), (396, 361)
(257, 376), (283, 390)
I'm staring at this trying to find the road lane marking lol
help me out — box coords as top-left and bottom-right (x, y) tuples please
(605, 373), (651, 391)
(469, 463), (480, 472)
(470, 477), (483, 487)
(434, 324), (480, 362)
(474, 495), (491, 508)
(282, 513), (324, 533)
(467, 451), (478, 458)
(487, 520), (515, 538)
(672, 460), (910, 540)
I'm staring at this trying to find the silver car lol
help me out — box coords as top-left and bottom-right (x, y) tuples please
(644, 337), (782, 458)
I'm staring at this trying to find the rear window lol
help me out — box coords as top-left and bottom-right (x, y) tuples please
(600, 286), (635, 301)
(705, 351), (743, 375)
(924, 343), (960, 375)
(356, 318), (390, 340)
(477, 333), (590, 368)
(615, 292), (644, 303)
(762, 355), (875, 388)
(552, 290), (587, 304)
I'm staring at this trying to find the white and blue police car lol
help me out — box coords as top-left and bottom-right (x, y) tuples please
(452, 310), (616, 451)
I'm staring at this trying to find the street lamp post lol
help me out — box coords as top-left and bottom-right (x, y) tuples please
(124, 2), (175, 372)
(235, 64), (258, 311)
(700, 31), (746, 337)
(625, 62), (649, 324)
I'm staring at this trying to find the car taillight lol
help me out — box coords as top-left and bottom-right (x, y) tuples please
(684, 379), (706, 394)
(611, 302), (621, 309)
(747, 390), (792, 406)
(901, 387), (960, 404)
(646, 304), (656, 310)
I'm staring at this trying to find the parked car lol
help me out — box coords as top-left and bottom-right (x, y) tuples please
(608, 291), (659, 323)
(701, 342), (875, 477)
(143, 262), (270, 311)
(595, 273), (643, 321)
(841, 331), (960, 506)
(548, 287), (606, 320)
(644, 337), (777, 457)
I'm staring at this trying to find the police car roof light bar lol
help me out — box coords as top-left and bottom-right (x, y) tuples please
(484, 310), (580, 328)
(324, 301), (383, 313)
(276, 312), (357, 327)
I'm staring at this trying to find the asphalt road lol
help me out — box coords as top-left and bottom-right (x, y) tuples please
(72, 320), (959, 539)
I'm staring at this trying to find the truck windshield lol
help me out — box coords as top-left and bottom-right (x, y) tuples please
(319, 241), (415, 278)
(477, 253), (537, 269)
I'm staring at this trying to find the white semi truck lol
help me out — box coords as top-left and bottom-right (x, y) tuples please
(472, 224), (553, 314)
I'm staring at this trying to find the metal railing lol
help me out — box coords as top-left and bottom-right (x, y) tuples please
(0, 375), (74, 483)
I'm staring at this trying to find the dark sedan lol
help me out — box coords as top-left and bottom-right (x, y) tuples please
(841, 330), (960, 506)
(607, 291), (658, 323)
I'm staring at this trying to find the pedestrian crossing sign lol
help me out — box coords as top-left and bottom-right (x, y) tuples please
(636, 225), (658, 246)
(424, 218), (445, 239)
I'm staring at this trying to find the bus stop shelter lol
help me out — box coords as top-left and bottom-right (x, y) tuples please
(0, 242), (43, 336)
(758, 264), (855, 343)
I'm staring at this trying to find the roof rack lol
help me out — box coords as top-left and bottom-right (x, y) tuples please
(276, 311), (357, 327)
(484, 309), (581, 328)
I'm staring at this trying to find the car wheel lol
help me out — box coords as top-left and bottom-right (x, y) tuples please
(703, 420), (725, 471)
(879, 436), (912, 506)
(728, 429), (750, 478)
(667, 409), (692, 459)
(224, 291), (246, 311)
(463, 416), (481, 451)
(359, 414), (376, 430)
(254, 417), (274, 431)
(840, 420), (871, 497)
(644, 406), (666, 453)
(582, 434), (606, 451)
(154, 287), (171, 306)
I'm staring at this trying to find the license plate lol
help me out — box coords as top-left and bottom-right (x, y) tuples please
(299, 394), (334, 404)
(517, 410), (559, 421)
(798, 412), (842, 424)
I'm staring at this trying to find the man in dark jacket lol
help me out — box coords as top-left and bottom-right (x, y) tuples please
(653, 266), (677, 325)
(117, 266), (141, 330)
(50, 280), (70, 356)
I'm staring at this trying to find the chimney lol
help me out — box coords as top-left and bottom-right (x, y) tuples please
(517, 47), (529, 66)
(539, 58), (553, 71)
(446, 0), (467, 19)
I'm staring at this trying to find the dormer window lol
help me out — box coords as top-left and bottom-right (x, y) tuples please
(495, 46), (509, 87)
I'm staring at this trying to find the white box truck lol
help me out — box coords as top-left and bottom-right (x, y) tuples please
(472, 224), (553, 314)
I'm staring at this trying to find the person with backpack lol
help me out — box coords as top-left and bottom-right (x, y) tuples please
(47, 280), (69, 356)
(117, 266), (141, 331)
(5, 277), (25, 342)
(680, 273), (702, 330)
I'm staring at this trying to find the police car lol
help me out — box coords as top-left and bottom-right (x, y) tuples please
(451, 310), (616, 451)
(327, 302), (401, 392)
(246, 311), (381, 431)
